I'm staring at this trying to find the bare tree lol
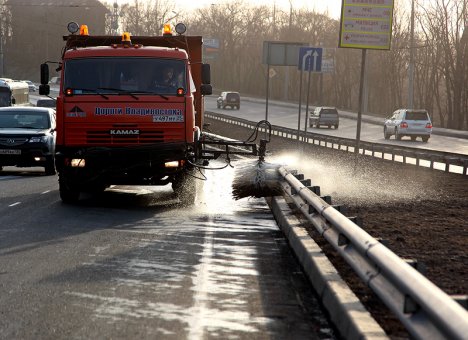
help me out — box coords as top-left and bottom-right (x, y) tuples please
(418, 0), (468, 128)
(120, 0), (177, 36)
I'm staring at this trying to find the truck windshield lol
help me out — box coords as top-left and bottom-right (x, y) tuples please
(64, 58), (187, 95)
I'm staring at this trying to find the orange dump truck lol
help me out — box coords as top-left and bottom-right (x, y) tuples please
(39, 23), (222, 203)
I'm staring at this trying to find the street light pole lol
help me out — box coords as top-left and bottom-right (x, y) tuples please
(408, 0), (415, 109)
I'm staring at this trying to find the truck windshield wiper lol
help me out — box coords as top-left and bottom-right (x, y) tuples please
(98, 87), (169, 101)
(71, 88), (109, 100)
(97, 87), (140, 100)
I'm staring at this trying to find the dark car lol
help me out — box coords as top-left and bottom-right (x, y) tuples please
(217, 91), (240, 110)
(309, 107), (339, 129)
(0, 107), (56, 174)
(36, 98), (56, 108)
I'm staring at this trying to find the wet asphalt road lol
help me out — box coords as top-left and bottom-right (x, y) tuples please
(0, 164), (335, 339)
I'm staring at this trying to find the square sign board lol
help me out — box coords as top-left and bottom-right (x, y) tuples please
(339, 0), (394, 50)
(262, 41), (307, 66)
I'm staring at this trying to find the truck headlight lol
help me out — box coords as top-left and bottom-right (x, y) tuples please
(164, 161), (180, 168)
(71, 159), (86, 167)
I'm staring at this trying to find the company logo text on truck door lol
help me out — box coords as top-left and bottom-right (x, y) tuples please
(94, 107), (184, 123)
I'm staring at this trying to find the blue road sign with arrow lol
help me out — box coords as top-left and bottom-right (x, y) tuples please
(298, 47), (323, 72)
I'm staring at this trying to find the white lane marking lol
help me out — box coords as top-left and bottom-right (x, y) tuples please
(41, 190), (51, 194)
(187, 229), (214, 340)
(8, 202), (21, 207)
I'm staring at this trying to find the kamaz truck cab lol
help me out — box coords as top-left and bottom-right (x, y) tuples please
(39, 22), (213, 203)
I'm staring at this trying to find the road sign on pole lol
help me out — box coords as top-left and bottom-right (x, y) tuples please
(298, 47), (323, 72)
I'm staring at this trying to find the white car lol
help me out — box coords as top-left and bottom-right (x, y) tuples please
(384, 109), (432, 142)
(22, 80), (37, 92)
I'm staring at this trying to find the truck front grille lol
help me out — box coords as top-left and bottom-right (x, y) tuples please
(86, 130), (164, 144)
(65, 124), (185, 145)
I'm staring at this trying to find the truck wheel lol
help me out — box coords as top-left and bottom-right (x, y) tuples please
(172, 171), (197, 205)
(59, 173), (80, 204)
(44, 156), (56, 176)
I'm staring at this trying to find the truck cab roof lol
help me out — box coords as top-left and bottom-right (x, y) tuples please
(64, 45), (189, 60)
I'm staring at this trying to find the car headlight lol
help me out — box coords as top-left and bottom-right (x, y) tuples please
(29, 136), (48, 143)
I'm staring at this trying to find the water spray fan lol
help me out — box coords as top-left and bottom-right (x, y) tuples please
(232, 121), (283, 200)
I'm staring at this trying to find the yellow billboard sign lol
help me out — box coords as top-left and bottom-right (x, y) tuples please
(339, 0), (394, 50)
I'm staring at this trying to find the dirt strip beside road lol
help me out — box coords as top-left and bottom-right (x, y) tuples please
(206, 117), (468, 339)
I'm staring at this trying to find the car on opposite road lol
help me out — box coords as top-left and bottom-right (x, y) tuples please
(49, 77), (60, 86)
(383, 109), (432, 142)
(309, 107), (339, 129)
(217, 91), (240, 110)
(0, 106), (56, 174)
(22, 80), (37, 92)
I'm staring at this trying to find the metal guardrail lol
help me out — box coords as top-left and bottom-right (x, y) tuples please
(205, 112), (468, 176)
(205, 112), (468, 338)
(279, 167), (468, 339)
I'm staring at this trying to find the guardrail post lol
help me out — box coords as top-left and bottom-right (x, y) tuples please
(404, 295), (419, 314)
(300, 179), (311, 186)
(332, 205), (347, 214)
(376, 237), (389, 247)
(294, 173), (304, 181)
(338, 233), (350, 246)
(320, 195), (332, 204)
(307, 186), (320, 195)
(403, 259), (427, 275)
(415, 152), (424, 166)
(463, 159), (468, 175)
(348, 216), (363, 227)
(451, 295), (468, 310)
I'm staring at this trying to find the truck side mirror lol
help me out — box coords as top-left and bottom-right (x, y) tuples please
(200, 84), (212, 96)
(201, 64), (211, 84)
(39, 84), (50, 96)
(40, 63), (49, 85)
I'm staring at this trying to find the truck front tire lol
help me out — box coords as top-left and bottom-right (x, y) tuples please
(59, 172), (80, 203)
(44, 156), (56, 176)
(172, 171), (197, 204)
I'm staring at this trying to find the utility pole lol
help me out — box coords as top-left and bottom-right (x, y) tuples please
(408, 0), (415, 109)
(0, 22), (3, 78)
(283, 0), (293, 101)
(0, 5), (4, 78)
(110, 1), (119, 35)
